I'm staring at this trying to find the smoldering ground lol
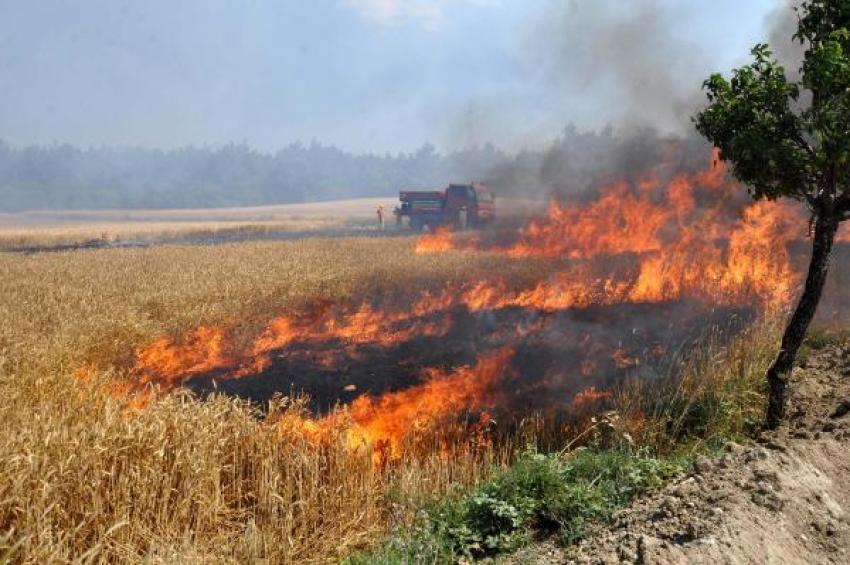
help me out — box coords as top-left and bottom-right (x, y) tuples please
(185, 298), (754, 417)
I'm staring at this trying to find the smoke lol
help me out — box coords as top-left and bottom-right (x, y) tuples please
(437, 0), (742, 159)
(528, 1), (712, 137)
(0, 1), (802, 209)
(529, 0), (809, 136)
(766, 0), (805, 79)
(465, 1), (806, 203)
(479, 126), (661, 200)
(445, 1), (724, 202)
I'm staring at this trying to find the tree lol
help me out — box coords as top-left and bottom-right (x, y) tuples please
(694, 0), (850, 428)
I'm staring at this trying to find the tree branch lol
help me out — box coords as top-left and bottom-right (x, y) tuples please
(791, 131), (817, 160)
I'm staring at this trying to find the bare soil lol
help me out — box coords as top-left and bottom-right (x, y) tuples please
(510, 341), (850, 564)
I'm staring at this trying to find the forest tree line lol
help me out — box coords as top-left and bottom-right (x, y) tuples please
(0, 127), (706, 211)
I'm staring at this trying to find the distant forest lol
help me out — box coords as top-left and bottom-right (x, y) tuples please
(0, 128), (710, 211)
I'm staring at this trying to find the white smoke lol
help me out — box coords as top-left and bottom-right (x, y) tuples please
(765, 0), (804, 78)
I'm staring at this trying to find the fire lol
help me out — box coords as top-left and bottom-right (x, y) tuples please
(414, 226), (456, 253)
(132, 298), (456, 392)
(612, 349), (639, 369)
(417, 153), (803, 309)
(86, 148), (850, 459)
(262, 349), (512, 461)
(571, 387), (614, 410)
(134, 327), (231, 388)
(341, 347), (513, 458)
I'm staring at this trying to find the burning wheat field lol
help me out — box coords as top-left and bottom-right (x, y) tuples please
(76, 149), (848, 462)
(8, 1), (850, 561)
(3, 143), (850, 562)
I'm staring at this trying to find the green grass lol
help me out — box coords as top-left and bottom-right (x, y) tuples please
(804, 326), (850, 350)
(793, 326), (850, 368)
(347, 447), (685, 564)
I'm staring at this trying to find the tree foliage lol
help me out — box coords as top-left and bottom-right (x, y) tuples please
(695, 0), (850, 219)
(694, 0), (850, 428)
(0, 127), (692, 212)
(0, 141), (505, 211)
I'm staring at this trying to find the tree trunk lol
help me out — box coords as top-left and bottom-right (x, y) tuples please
(765, 213), (840, 429)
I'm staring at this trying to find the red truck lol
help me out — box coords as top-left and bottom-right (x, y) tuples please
(395, 183), (495, 231)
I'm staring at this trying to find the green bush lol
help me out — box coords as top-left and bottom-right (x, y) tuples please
(348, 447), (685, 563)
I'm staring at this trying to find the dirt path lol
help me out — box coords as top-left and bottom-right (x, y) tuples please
(511, 342), (850, 564)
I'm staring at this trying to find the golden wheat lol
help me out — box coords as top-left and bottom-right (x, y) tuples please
(0, 238), (556, 563)
(0, 233), (795, 562)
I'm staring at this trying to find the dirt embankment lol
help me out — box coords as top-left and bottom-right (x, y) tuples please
(514, 342), (850, 564)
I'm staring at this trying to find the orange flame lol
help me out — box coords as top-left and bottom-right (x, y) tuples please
(414, 153), (803, 309)
(414, 226), (456, 253)
(571, 387), (614, 410)
(85, 149), (847, 458)
(131, 297), (456, 392)
(263, 348), (513, 461)
(134, 327), (231, 388)
(341, 347), (513, 457)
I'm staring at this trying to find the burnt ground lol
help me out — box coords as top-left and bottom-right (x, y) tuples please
(183, 300), (752, 417)
(508, 341), (850, 564)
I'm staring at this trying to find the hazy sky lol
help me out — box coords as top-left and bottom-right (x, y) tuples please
(1, 0), (785, 153)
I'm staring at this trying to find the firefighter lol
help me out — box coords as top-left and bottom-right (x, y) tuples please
(376, 204), (385, 231)
(458, 205), (468, 231)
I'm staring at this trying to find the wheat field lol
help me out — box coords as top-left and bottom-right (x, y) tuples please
(0, 229), (796, 562)
(0, 197), (402, 251)
(0, 238), (568, 562)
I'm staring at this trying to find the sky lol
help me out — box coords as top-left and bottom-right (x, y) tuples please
(0, 0), (786, 153)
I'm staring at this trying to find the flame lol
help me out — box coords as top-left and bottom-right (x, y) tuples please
(612, 349), (639, 369)
(415, 153), (802, 309)
(341, 347), (513, 458)
(84, 149), (850, 459)
(260, 348), (513, 461)
(128, 151), (804, 396)
(133, 327), (231, 388)
(415, 226), (455, 253)
(571, 387), (614, 410)
(505, 161), (801, 309)
(132, 298), (455, 391)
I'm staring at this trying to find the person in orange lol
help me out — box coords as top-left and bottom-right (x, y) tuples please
(376, 204), (385, 231)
